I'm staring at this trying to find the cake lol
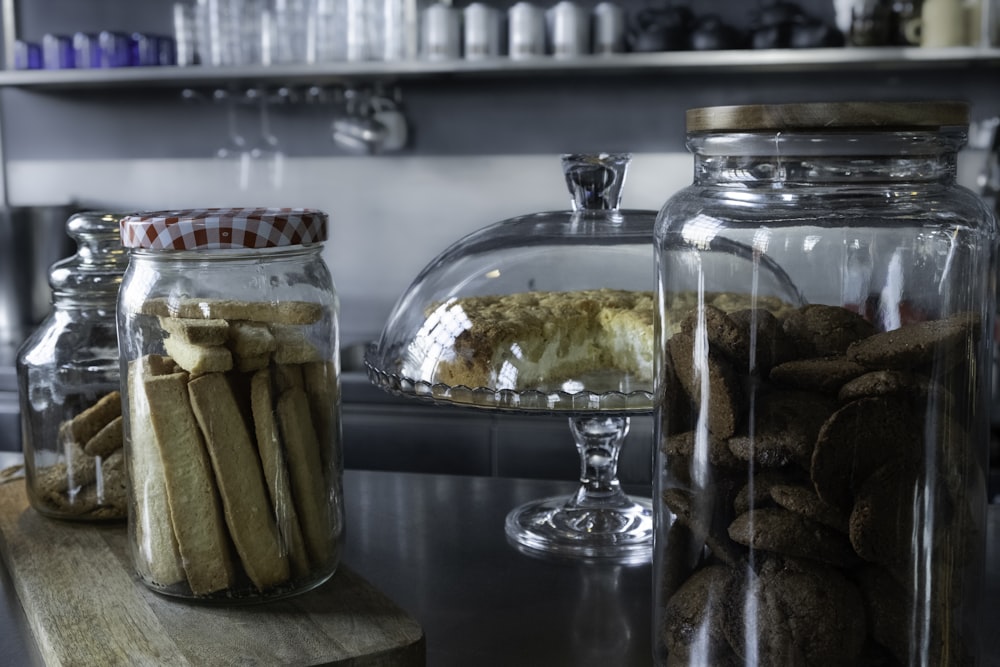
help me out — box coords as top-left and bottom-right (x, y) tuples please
(410, 288), (656, 391)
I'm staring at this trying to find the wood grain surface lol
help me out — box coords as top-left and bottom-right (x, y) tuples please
(0, 479), (425, 666)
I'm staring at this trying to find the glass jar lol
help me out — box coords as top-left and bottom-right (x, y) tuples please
(117, 208), (343, 602)
(653, 102), (997, 666)
(17, 211), (128, 521)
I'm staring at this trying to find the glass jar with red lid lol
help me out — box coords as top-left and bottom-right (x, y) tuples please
(117, 207), (342, 602)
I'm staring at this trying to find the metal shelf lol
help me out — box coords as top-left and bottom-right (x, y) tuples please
(0, 46), (997, 90)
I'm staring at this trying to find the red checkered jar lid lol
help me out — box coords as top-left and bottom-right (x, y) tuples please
(119, 207), (328, 250)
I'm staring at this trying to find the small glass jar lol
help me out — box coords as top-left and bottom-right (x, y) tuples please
(17, 211), (128, 521)
(653, 102), (997, 665)
(117, 208), (343, 602)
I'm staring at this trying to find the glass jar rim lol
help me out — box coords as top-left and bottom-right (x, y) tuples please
(686, 101), (969, 134)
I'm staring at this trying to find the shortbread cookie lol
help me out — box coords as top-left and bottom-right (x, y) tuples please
(271, 325), (322, 365)
(188, 372), (290, 591)
(83, 415), (123, 457)
(158, 316), (230, 346)
(251, 368), (310, 578)
(144, 371), (235, 595)
(127, 356), (186, 587)
(273, 363), (304, 391)
(228, 320), (277, 357)
(235, 352), (271, 373)
(303, 361), (339, 468)
(142, 297), (323, 325)
(70, 390), (122, 445)
(277, 386), (333, 566)
(163, 336), (233, 375)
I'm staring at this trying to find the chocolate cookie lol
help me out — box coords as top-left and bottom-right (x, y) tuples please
(849, 462), (918, 567)
(662, 565), (736, 662)
(660, 348), (693, 437)
(769, 356), (869, 394)
(668, 331), (743, 438)
(770, 483), (849, 534)
(724, 557), (867, 667)
(846, 312), (979, 371)
(679, 305), (751, 368)
(728, 507), (858, 567)
(781, 303), (875, 358)
(726, 307), (789, 371)
(664, 430), (744, 470)
(837, 369), (923, 403)
(853, 564), (909, 664)
(663, 487), (743, 567)
(810, 396), (919, 511)
(733, 468), (809, 515)
(727, 389), (835, 469)
(659, 520), (697, 604)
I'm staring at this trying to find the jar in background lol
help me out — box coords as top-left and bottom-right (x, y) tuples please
(117, 208), (343, 602)
(17, 211), (128, 521)
(653, 102), (997, 665)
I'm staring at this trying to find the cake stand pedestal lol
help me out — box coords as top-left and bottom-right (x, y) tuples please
(504, 414), (653, 565)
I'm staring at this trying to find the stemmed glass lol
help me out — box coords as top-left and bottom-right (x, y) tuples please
(211, 88), (253, 190)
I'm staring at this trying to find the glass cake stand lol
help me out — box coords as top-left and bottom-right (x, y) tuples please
(365, 153), (657, 564)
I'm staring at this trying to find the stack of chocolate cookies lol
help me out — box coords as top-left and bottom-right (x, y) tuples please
(658, 302), (983, 666)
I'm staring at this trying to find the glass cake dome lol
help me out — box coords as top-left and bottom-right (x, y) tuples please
(366, 153), (661, 563)
(365, 153), (658, 414)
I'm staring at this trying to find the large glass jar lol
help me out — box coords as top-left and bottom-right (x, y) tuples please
(653, 102), (998, 666)
(117, 208), (343, 602)
(17, 211), (128, 521)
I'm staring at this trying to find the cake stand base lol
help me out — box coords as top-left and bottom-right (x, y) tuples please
(505, 494), (654, 565)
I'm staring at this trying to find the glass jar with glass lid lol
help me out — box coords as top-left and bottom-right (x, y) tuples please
(17, 211), (129, 521)
(653, 101), (997, 666)
(367, 153), (658, 563)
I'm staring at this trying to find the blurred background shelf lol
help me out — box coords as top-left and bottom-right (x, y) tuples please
(0, 46), (998, 89)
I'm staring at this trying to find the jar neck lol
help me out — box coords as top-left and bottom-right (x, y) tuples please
(129, 243), (323, 263)
(51, 294), (118, 312)
(689, 129), (964, 186)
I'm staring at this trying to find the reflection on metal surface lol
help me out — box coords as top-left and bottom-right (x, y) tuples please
(342, 470), (656, 665)
(571, 566), (632, 666)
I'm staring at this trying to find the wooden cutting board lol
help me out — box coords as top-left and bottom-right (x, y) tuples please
(0, 478), (425, 666)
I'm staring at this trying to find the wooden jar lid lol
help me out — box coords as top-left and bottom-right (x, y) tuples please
(686, 101), (969, 133)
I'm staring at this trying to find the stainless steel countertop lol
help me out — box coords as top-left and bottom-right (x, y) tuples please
(0, 454), (998, 666)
